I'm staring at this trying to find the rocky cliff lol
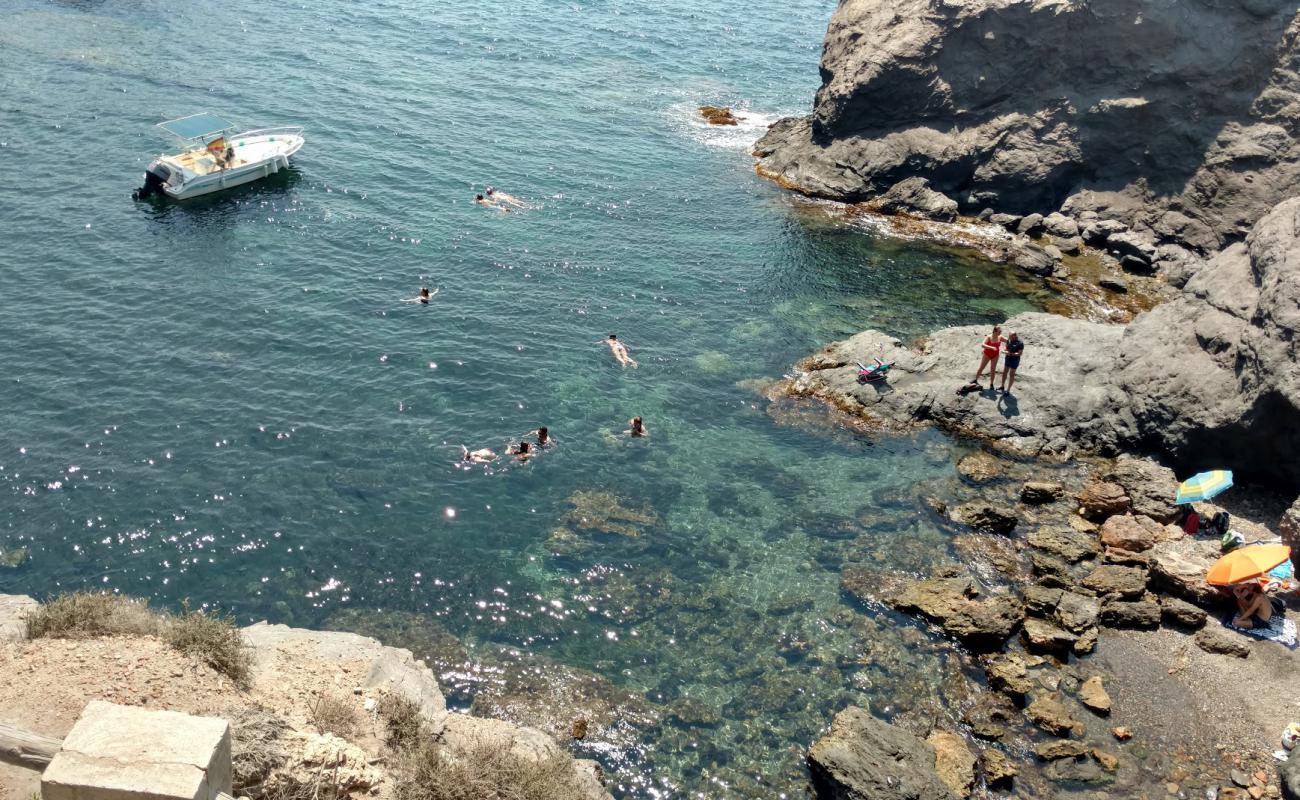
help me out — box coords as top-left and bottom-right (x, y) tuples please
(777, 196), (1300, 490)
(755, 0), (1300, 264)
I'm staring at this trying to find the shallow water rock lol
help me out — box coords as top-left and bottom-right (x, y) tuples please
(1104, 457), (1180, 524)
(1045, 754), (1106, 784)
(1099, 277), (1129, 293)
(807, 706), (952, 800)
(956, 452), (1005, 484)
(1082, 565), (1149, 599)
(699, 105), (739, 126)
(1028, 527), (1099, 564)
(1079, 676), (1111, 715)
(949, 503), (1018, 535)
(1030, 550), (1088, 589)
(927, 730), (976, 798)
(984, 653), (1033, 698)
(1194, 625), (1251, 658)
(1017, 213), (1045, 236)
(1025, 694), (1082, 737)
(1021, 480), (1064, 504)
(1034, 739), (1091, 760)
(962, 693), (1017, 741)
(1077, 482), (1130, 521)
(847, 570), (1024, 650)
(981, 748), (1018, 788)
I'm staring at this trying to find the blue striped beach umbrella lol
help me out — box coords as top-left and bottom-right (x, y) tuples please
(1175, 470), (1234, 504)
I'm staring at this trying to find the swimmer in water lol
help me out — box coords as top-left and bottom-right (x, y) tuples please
(525, 426), (554, 447)
(602, 334), (638, 368)
(486, 187), (529, 209)
(402, 287), (440, 304)
(626, 416), (647, 437)
(461, 445), (497, 464)
(509, 440), (533, 460)
(475, 193), (509, 212)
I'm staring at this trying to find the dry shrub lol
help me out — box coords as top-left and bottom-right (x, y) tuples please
(223, 706), (291, 797)
(166, 602), (252, 686)
(377, 692), (425, 751)
(392, 741), (589, 800)
(308, 693), (361, 740)
(24, 592), (159, 640)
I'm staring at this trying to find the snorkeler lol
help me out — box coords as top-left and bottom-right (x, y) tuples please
(475, 193), (509, 212)
(627, 416), (647, 437)
(486, 187), (529, 209)
(402, 287), (440, 304)
(602, 334), (638, 368)
(460, 445), (497, 464)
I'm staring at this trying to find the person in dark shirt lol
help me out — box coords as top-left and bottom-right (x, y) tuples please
(999, 332), (1024, 394)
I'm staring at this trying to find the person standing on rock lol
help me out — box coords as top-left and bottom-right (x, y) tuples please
(972, 325), (1006, 391)
(999, 332), (1024, 394)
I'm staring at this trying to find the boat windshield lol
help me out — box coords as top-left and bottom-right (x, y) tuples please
(158, 112), (234, 141)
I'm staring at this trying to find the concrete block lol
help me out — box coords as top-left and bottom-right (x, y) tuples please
(42, 701), (231, 800)
(0, 594), (38, 641)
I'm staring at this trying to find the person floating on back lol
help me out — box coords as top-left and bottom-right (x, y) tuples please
(972, 325), (1006, 391)
(486, 187), (529, 209)
(402, 287), (439, 304)
(603, 334), (637, 368)
(999, 331), (1023, 394)
(461, 445), (497, 464)
(476, 193), (509, 212)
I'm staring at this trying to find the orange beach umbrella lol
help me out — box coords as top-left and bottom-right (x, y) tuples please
(1206, 544), (1292, 586)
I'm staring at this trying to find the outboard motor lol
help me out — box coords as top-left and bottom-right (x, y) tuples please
(133, 160), (171, 200)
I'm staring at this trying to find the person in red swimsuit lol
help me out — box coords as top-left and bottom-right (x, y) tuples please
(972, 325), (1006, 390)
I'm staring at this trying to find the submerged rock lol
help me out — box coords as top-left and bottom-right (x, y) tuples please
(1021, 481), (1064, 504)
(699, 106), (740, 126)
(949, 502), (1018, 535)
(1078, 676), (1112, 715)
(983, 653), (1033, 698)
(807, 706), (952, 800)
(956, 452), (1005, 484)
(1025, 694), (1082, 737)
(844, 569), (1023, 650)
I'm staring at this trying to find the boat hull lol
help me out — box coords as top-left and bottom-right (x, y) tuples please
(156, 131), (305, 200)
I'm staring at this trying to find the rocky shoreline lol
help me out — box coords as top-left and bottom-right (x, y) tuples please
(748, 1), (1300, 796)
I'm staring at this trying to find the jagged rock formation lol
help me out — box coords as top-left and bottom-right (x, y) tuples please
(776, 196), (1300, 490)
(755, 0), (1300, 262)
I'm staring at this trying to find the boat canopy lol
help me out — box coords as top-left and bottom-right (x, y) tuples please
(157, 112), (234, 141)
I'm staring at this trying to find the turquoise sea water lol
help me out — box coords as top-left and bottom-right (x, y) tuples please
(0, 1), (1053, 795)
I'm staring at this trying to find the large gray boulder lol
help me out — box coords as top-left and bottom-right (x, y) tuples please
(754, 0), (1300, 259)
(1104, 198), (1300, 487)
(871, 176), (959, 222)
(781, 312), (1124, 459)
(842, 570), (1023, 650)
(807, 706), (952, 800)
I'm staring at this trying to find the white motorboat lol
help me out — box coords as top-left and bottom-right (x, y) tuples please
(134, 112), (304, 200)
